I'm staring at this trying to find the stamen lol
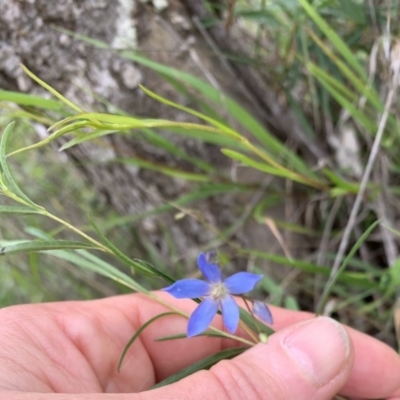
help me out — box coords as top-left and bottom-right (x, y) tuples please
(210, 282), (228, 300)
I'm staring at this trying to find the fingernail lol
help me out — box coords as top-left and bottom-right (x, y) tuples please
(282, 317), (351, 387)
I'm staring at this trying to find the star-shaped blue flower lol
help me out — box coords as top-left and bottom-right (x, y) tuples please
(163, 252), (263, 337)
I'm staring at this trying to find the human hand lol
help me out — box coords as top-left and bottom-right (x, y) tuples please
(0, 292), (399, 399)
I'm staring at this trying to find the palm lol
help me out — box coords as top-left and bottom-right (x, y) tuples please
(0, 300), (145, 392)
(0, 294), (225, 393)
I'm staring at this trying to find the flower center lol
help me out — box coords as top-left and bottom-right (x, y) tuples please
(209, 282), (228, 300)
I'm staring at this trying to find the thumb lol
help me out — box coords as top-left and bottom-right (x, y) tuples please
(149, 317), (353, 400)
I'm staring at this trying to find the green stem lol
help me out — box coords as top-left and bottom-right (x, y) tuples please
(43, 211), (111, 253)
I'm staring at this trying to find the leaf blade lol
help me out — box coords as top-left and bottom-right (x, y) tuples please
(152, 347), (247, 389)
(0, 240), (98, 256)
(0, 122), (41, 208)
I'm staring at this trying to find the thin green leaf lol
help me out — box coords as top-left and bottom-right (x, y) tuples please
(139, 127), (215, 174)
(306, 29), (381, 110)
(155, 331), (229, 341)
(307, 63), (378, 132)
(222, 148), (322, 188)
(284, 296), (300, 311)
(316, 220), (381, 315)
(52, 25), (110, 49)
(118, 312), (179, 372)
(0, 205), (43, 215)
(58, 124), (215, 174)
(47, 249), (149, 293)
(0, 122), (41, 208)
(24, 227), (149, 294)
(138, 85), (242, 140)
(89, 215), (174, 283)
(152, 347), (247, 389)
(20, 64), (83, 113)
(298, 0), (366, 78)
(322, 169), (359, 193)
(0, 240), (98, 256)
(244, 249), (378, 288)
(239, 307), (274, 336)
(54, 112), (226, 134)
(8, 121), (91, 157)
(115, 158), (211, 182)
(165, 126), (245, 150)
(58, 129), (120, 151)
(0, 90), (63, 110)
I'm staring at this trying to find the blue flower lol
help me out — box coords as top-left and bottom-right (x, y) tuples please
(163, 252), (263, 337)
(253, 300), (273, 325)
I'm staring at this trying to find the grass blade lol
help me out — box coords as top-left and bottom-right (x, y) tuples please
(0, 90), (63, 110)
(47, 249), (149, 294)
(0, 240), (98, 256)
(152, 347), (246, 389)
(316, 220), (381, 314)
(0, 206), (43, 215)
(0, 122), (41, 208)
(89, 215), (174, 283)
(298, 0), (366, 79)
(20, 64), (83, 113)
(118, 312), (179, 371)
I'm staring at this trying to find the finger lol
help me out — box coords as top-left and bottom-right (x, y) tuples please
(389, 385), (400, 399)
(266, 305), (400, 398)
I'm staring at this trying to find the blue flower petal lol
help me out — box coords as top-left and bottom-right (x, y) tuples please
(163, 279), (210, 299)
(187, 297), (219, 337)
(220, 295), (239, 333)
(197, 253), (222, 283)
(253, 301), (273, 324)
(224, 272), (263, 294)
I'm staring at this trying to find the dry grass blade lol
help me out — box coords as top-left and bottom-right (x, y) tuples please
(264, 217), (293, 261)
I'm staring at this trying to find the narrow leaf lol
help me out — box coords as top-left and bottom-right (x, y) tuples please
(152, 347), (246, 389)
(118, 312), (179, 371)
(316, 220), (381, 315)
(19, 228), (150, 294)
(155, 331), (232, 341)
(239, 307), (274, 336)
(89, 216), (174, 283)
(298, 0), (366, 78)
(49, 249), (149, 294)
(59, 129), (119, 151)
(20, 64), (83, 113)
(0, 90), (63, 110)
(222, 148), (321, 188)
(115, 158), (211, 182)
(0, 122), (41, 208)
(0, 240), (98, 256)
(0, 205), (43, 215)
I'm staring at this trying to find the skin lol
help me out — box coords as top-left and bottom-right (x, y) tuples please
(0, 292), (399, 400)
